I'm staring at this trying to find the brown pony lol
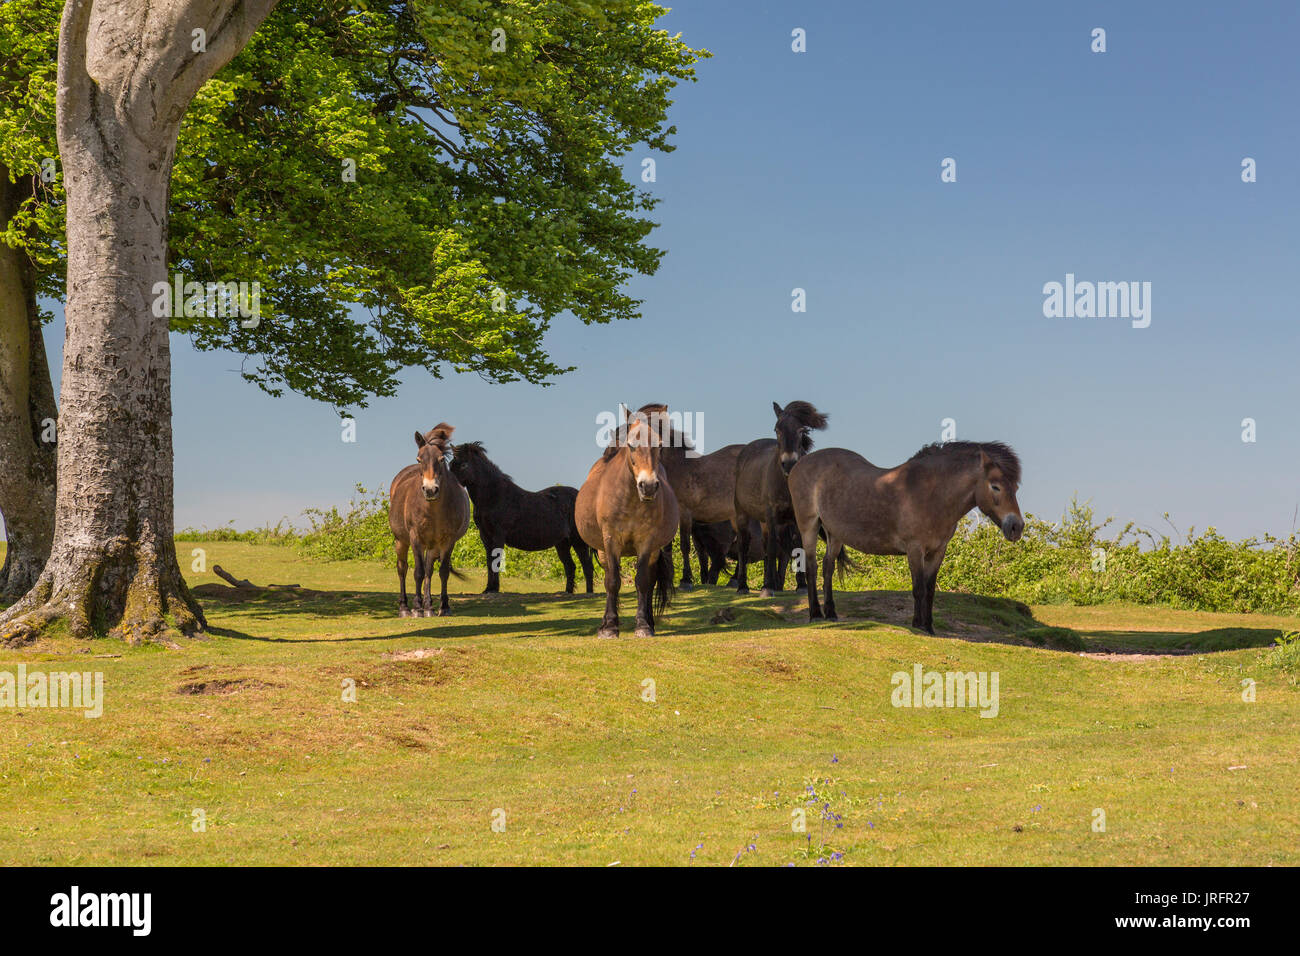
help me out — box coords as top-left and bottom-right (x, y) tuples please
(657, 430), (745, 589)
(575, 404), (679, 638)
(789, 441), (1024, 633)
(388, 423), (471, 617)
(732, 401), (829, 595)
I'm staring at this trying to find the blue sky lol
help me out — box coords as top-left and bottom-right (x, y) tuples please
(27, 0), (1300, 542)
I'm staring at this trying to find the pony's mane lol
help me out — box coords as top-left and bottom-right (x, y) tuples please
(780, 401), (829, 431)
(425, 422), (455, 450)
(454, 440), (511, 482)
(777, 401), (828, 453)
(907, 440), (1021, 485)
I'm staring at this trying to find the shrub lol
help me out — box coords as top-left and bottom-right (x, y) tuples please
(185, 493), (1300, 614)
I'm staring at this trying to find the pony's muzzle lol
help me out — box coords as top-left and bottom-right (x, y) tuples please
(1001, 514), (1024, 541)
(422, 482), (440, 501)
(636, 478), (660, 501)
(780, 456), (797, 475)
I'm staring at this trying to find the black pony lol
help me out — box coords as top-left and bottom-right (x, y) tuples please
(449, 442), (594, 594)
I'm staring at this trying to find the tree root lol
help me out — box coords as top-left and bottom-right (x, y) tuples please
(0, 543), (205, 647)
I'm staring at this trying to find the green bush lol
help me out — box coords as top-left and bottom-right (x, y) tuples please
(179, 493), (1300, 614)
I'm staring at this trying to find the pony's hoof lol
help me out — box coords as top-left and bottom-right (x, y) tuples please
(825, 611), (838, 622)
(794, 587), (807, 595)
(597, 627), (619, 639)
(398, 607), (411, 618)
(759, 588), (773, 598)
(735, 587), (750, 596)
(634, 627), (654, 639)
(438, 608), (450, 617)
(679, 581), (694, 592)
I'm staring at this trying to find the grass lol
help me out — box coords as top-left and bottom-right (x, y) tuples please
(1, 541), (1298, 866)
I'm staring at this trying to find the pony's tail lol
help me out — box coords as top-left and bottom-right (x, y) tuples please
(833, 545), (860, 583)
(654, 547), (676, 616)
(441, 556), (468, 581)
(816, 526), (860, 583)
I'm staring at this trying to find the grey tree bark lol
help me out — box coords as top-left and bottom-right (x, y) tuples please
(0, 169), (58, 603)
(0, 0), (277, 645)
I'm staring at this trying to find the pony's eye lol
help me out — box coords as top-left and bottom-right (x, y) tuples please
(991, 484), (1001, 493)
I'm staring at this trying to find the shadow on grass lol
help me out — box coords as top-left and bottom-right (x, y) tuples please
(192, 582), (1286, 656)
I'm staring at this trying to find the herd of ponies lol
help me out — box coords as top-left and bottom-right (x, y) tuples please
(388, 402), (1025, 637)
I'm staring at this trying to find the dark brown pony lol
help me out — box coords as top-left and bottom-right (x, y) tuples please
(657, 431), (744, 590)
(732, 401), (829, 595)
(789, 441), (1024, 633)
(388, 423), (471, 617)
(575, 405), (679, 638)
(449, 441), (593, 594)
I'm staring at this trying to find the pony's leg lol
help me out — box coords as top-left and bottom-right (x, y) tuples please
(574, 539), (595, 594)
(924, 569), (939, 633)
(634, 551), (655, 637)
(907, 546), (931, 633)
(482, 530), (501, 593)
(556, 543), (577, 594)
(411, 545), (428, 617)
(678, 518), (694, 590)
(823, 535), (843, 622)
(395, 537), (411, 617)
(597, 543), (621, 638)
(733, 519), (751, 594)
(423, 548), (439, 616)
(801, 521), (823, 621)
(437, 546), (453, 616)
(923, 544), (947, 633)
(759, 518), (779, 596)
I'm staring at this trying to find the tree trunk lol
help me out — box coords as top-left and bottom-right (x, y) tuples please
(0, 170), (57, 604)
(0, 0), (277, 646)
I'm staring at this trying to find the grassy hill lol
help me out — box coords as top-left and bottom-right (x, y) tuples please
(1, 541), (1297, 865)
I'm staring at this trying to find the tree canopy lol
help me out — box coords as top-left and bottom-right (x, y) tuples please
(1, 0), (706, 407)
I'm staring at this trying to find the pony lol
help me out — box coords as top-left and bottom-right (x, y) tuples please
(449, 442), (594, 594)
(789, 440), (1024, 633)
(656, 436), (745, 590)
(388, 423), (471, 616)
(732, 401), (829, 595)
(575, 404), (679, 638)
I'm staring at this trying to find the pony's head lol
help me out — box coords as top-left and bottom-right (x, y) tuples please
(773, 400), (829, 475)
(448, 440), (493, 490)
(414, 423), (455, 501)
(621, 403), (667, 501)
(971, 443), (1024, 541)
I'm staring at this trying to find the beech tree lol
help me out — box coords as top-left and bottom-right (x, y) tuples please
(0, 0), (702, 643)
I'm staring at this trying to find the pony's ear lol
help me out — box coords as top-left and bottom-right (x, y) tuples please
(772, 401), (783, 417)
(979, 449), (994, 473)
(619, 403), (631, 424)
(414, 430), (427, 448)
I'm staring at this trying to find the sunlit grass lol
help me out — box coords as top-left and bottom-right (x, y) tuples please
(1, 542), (1297, 865)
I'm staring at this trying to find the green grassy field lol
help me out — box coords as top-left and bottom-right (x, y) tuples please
(2, 541), (1297, 866)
